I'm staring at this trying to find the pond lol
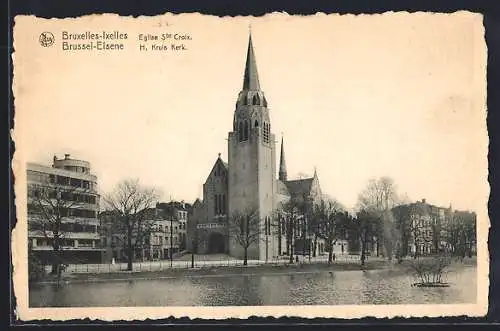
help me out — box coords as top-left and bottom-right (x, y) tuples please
(29, 265), (476, 307)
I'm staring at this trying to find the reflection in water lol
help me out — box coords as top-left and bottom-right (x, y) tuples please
(29, 266), (477, 307)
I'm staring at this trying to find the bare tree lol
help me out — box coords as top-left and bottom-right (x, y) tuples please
(275, 198), (305, 264)
(357, 176), (401, 259)
(314, 198), (348, 263)
(28, 183), (90, 275)
(349, 210), (378, 266)
(102, 179), (160, 271)
(228, 208), (261, 266)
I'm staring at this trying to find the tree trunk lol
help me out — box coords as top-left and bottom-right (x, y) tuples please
(376, 237), (380, 257)
(313, 234), (317, 258)
(328, 246), (333, 264)
(278, 218), (282, 255)
(360, 236), (366, 266)
(302, 223), (306, 258)
(191, 253), (195, 268)
(51, 241), (60, 275)
(127, 228), (133, 271)
(243, 247), (248, 266)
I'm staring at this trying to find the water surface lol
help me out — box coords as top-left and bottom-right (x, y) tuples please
(29, 265), (477, 307)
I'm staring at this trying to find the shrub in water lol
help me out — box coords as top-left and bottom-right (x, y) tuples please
(410, 255), (451, 287)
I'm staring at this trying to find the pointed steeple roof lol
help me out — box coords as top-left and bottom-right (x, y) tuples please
(242, 32), (260, 91)
(279, 136), (287, 181)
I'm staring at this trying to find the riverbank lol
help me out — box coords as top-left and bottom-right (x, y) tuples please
(31, 257), (476, 285)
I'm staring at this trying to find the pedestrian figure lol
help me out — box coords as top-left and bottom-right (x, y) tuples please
(333, 253), (336, 261)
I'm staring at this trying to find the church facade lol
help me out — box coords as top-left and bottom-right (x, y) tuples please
(191, 33), (327, 260)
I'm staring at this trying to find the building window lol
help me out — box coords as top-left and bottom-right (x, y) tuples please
(263, 122), (270, 143)
(238, 122), (244, 142)
(252, 94), (260, 105)
(243, 121), (249, 141)
(254, 120), (259, 128)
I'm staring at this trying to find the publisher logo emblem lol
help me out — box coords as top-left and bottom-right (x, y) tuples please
(39, 32), (55, 47)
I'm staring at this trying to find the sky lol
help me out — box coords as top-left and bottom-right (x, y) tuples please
(14, 12), (487, 211)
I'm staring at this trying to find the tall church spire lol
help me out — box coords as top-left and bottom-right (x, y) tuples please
(279, 136), (287, 181)
(242, 32), (260, 91)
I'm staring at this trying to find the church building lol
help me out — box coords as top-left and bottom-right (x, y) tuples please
(190, 33), (325, 260)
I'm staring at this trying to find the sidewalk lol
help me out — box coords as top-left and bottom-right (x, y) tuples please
(48, 254), (376, 274)
(35, 259), (393, 285)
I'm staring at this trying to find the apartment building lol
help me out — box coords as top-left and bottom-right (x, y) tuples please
(156, 201), (191, 252)
(100, 203), (188, 263)
(27, 154), (102, 264)
(392, 198), (452, 256)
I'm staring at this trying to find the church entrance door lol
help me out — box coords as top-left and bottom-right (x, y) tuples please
(207, 232), (226, 254)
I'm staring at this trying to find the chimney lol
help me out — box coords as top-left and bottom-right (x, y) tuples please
(64, 153), (70, 160)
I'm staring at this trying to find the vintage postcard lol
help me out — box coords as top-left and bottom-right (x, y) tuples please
(12, 11), (489, 321)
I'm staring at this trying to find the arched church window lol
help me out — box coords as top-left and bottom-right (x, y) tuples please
(252, 94), (260, 105)
(254, 120), (259, 128)
(238, 121), (243, 142)
(263, 122), (269, 143)
(243, 96), (248, 106)
(244, 121), (249, 141)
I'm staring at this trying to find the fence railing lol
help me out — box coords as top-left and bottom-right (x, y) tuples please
(43, 253), (382, 274)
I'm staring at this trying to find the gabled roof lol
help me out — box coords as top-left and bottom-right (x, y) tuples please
(204, 155), (228, 185)
(277, 180), (290, 195)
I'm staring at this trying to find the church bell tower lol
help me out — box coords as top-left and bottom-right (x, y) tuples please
(227, 32), (277, 260)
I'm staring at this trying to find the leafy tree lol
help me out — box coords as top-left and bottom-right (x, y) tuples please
(446, 211), (476, 258)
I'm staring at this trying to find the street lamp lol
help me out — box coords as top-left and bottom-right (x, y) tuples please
(265, 217), (269, 263)
(170, 213), (173, 268)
